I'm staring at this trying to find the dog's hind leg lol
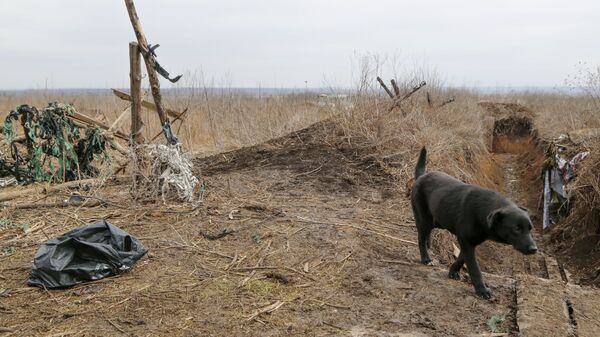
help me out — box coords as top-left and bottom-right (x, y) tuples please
(448, 252), (464, 280)
(415, 214), (434, 265)
(411, 191), (433, 265)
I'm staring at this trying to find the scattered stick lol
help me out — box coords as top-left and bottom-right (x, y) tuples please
(246, 301), (284, 321)
(233, 266), (316, 281)
(107, 320), (126, 334)
(295, 216), (417, 245)
(41, 331), (79, 337)
(8, 199), (103, 210)
(381, 259), (415, 266)
(438, 96), (456, 108)
(159, 245), (234, 260)
(306, 298), (351, 310)
(200, 228), (234, 241)
(292, 165), (322, 178)
(0, 176), (130, 203)
(323, 322), (347, 331)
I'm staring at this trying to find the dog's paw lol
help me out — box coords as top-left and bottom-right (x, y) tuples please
(477, 288), (494, 301)
(420, 258), (432, 265)
(448, 271), (461, 280)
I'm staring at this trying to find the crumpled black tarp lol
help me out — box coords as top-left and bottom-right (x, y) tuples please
(27, 220), (147, 288)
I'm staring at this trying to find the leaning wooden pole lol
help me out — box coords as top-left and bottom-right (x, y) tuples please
(376, 77), (394, 98)
(129, 42), (144, 145)
(124, 0), (177, 144)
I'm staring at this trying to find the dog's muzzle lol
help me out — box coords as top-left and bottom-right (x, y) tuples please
(523, 244), (538, 255)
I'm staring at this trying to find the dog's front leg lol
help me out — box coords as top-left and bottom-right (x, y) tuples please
(460, 244), (492, 300)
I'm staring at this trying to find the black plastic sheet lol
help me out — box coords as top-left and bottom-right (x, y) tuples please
(28, 220), (147, 288)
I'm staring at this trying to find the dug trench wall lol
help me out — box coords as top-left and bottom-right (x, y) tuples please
(442, 102), (600, 288)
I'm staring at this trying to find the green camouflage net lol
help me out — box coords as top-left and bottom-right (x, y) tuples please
(1, 102), (109, 184)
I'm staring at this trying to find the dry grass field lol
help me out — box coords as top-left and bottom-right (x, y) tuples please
(2, 72), (600, 336)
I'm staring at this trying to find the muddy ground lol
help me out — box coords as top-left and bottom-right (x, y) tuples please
(0, 107), (598, 336)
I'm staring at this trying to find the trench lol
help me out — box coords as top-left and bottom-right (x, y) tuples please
(476, 115), (550, 279)
(483, 115), (578, 335)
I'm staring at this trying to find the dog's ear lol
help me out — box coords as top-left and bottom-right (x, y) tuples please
(486, 209), (504, 230)
(518, 206), (529, 213)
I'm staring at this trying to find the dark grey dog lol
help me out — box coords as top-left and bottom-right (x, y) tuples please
(410, 147), (537, 299)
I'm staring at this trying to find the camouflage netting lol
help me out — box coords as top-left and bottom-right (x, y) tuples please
(1, 102), (110, 184)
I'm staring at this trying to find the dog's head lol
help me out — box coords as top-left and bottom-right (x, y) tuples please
(487, 206), (537, 255)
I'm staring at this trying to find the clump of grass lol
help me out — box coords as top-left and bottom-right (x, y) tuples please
(332, 57), (490, 184)
(487, 314), (505, 333)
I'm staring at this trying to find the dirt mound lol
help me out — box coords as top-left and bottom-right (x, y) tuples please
(194, 119), (397, 197)
(478, 101), (536, 119)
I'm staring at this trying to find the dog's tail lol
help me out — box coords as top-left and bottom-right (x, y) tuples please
(414, 146), (427, 179)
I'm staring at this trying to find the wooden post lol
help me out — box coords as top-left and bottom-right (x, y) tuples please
(124, 0), (177, 144)
(390, 79), (400, 97)
(376, 77), (394, 98)
(129, 42), (144, 145)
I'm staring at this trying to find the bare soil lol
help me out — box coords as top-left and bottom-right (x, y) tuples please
(1, 110), (599, 336)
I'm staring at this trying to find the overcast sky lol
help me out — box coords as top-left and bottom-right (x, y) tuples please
(1, 0), (599, 90)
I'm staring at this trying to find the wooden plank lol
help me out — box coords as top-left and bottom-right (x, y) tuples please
(515, 274), (570, 337)
(112, 89), (181, 119)
(544, 256), (563, 281)
(568, 285), (600, 337)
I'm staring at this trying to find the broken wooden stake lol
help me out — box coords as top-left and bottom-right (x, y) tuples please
(390, 79), (401, 97)
(376, 76), (394, 98)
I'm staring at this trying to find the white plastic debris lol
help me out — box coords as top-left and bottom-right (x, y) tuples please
(0, 177), (17, 188)
(143, 144), (199, 203)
